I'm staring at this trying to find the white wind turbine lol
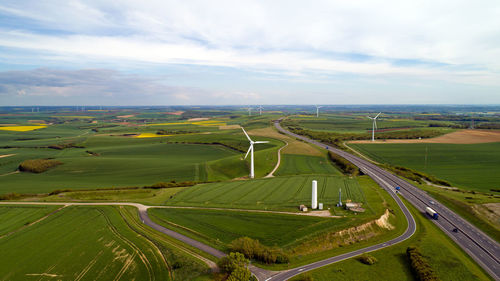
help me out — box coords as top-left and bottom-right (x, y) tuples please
(258, 105), (263, 115)
(315, 105), (322, 117)
(241, 127), (269, 178)
(247, 107), (252, 116)
(368, 112), (382, 141)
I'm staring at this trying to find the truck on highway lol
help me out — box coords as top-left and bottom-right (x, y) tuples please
(426, 207), (438, 220)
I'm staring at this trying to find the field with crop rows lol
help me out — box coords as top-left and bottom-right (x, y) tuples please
(165, 175), (366, 211)
(350, 142), (500, 192)
(0, 206), (171, 280)
(276, 154), (341, 176)
(149, 208), (354, 249)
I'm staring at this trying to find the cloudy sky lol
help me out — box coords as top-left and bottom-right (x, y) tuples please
(1, 0), (499, 105)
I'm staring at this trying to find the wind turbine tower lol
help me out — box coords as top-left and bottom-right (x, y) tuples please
(315, 105), (322, 117)
(241, 127), (269, 178)
(258, 105), (263, 115)
(367, 112), (381, 142)
(247, 107), (252, 116)
(338, 188), (342, 207)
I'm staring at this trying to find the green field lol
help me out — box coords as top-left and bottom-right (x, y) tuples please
(291, 201), (491, 281)
(275, 154), (341, 176)
(165, 175), (367, 211)
(349, 142), (500, 192)
(149, 208), (355, 249)
(0, 205), (59, 236)
(291, 114), (455, 133)
(0, 142), (239, 194)
(0, 205), (208, 280)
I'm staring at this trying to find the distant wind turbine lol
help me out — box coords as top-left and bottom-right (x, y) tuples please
(367, 112), (381, 141)
(315, 105), (322, 117)
(247, 107), (252, 116)
(241, 127), (269, 178)
(258, 105), (263, 115)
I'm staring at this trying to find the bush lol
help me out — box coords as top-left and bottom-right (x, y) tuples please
(230, 237), (289, 264)
(406, 246), (440, 281)
(19, 159), (63, 173)
(357, 253), (377, 265)
(328, 152), (360, 176)
(217, 252), (250, 280)
(48, 189), (72, 196)
(144, 181), (197, 189)
(0, 193), (25, 201)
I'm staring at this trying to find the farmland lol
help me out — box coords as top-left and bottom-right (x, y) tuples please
(275, 154), (341, 176)
(0, 205), (209, 280)
(164, 175), (368, 212)
(349, 142), (500, 192)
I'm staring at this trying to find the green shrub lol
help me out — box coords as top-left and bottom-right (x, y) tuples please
(144, 181), (197, 189)
(406, 246), (440, 281)
(19, 159), (63, 173)
(230, 237), (289, 264)
(295, 274), (315, 281)
(328, 152), (360, 176)
(357, 253), (377, 265)
(217, 252), (249, 274)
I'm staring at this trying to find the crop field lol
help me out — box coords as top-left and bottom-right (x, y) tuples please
(149, 208), (355, 249)
(0, 205), (60, 236)
(0, 205), (170, 280)
(0, 141), (239, 194)
(275, 154), (341, 176)
(290, 114), (454, 133)
(349, 142), (500, 192)
(165, 175), (367, 211)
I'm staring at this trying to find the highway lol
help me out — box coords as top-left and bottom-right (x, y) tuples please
(274, 120), (500, 281)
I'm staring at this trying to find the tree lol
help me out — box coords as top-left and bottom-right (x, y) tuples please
(217, 252), (249, 274)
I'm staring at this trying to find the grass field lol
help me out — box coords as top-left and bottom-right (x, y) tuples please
(290, 114), (455, 134)
(0, 205), (209, 280)
(164, 175), (367, 211)
(349, 142), (500, 192)
(276, 154), (341, 176)
(149, 208), (356, 249)
(0, 205), (59, 236)
(0, 142), (238, 194)
(291, 200), (492, 281)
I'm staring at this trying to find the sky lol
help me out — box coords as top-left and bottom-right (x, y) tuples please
(0, 0), (499, 105)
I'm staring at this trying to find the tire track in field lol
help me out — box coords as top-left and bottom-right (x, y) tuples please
(117, 207), (173, 281)
(0, 205), (67, 240)
(74, 250), (104, 281)
(97, 208), (154, 281)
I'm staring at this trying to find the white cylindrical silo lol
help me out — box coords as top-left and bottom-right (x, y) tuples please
(312, 180), (318, 209)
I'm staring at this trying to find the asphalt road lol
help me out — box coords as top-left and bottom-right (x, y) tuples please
(274, 120), (500, 281)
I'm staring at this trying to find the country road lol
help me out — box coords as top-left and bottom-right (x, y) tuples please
(274, 119), (500, 281)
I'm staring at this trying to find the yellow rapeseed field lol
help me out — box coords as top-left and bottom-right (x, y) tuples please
(147, 120), (226, 127)
(0, 125), (47, 131)
(134, 133), (171, 138)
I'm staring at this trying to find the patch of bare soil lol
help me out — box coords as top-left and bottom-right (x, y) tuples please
(0, 154), (15, 158)
(117, 115), (135, 118)
(350, 129), (500, 144)
(220, 124), (241, 130)
(164, 111), (184, 115)
(188, 117), (210, 121)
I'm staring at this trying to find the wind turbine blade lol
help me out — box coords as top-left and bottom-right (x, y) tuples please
(244, 145), (252, 159)
(374, 120), (378, 129)
(253, 141), (269, 144)
(367, 116), (373, 120)
(241, 127), (252, 142)
(375, 112), (382, 118)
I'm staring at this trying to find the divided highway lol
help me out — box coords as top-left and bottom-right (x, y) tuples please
(275, 120), (500, 281)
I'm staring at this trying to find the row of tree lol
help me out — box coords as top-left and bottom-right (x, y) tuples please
(328, 152), (360, 176)
(230, 237), (289, 264)
(406, 246), (440, 281)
